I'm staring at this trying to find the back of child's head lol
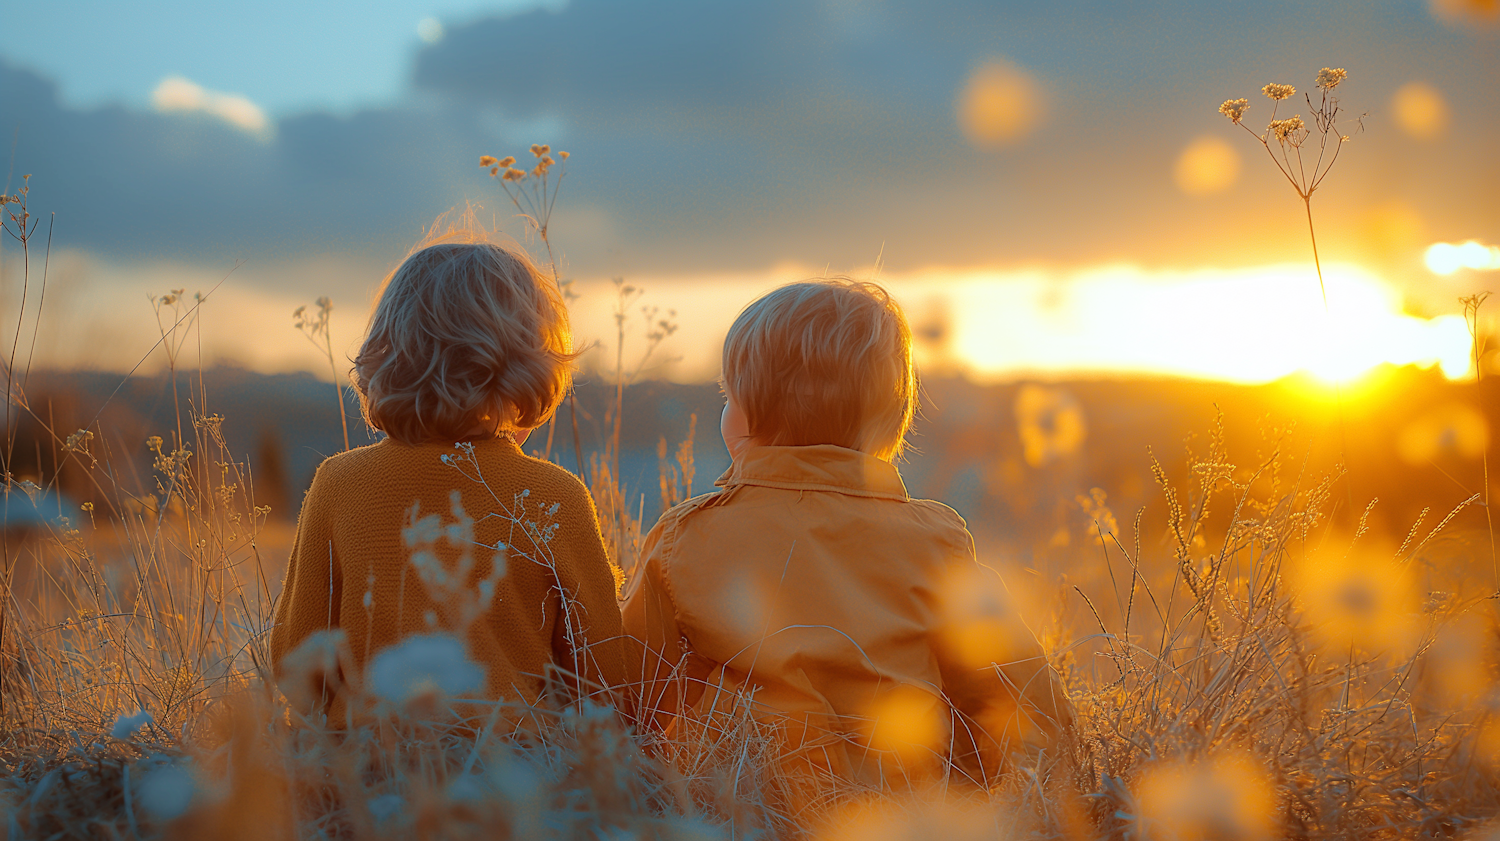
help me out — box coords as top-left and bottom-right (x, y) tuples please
(722, 278), (916, 461)
(354, 222), (573, 445)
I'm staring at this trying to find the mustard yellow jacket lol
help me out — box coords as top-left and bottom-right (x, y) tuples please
(622, 444), (1068, 787)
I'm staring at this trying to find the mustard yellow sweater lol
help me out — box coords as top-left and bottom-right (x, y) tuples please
(269, 436), (626, 716)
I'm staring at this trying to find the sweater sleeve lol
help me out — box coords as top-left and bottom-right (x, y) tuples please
(620, 515), (688, 732)
(269, 460), (343, 673)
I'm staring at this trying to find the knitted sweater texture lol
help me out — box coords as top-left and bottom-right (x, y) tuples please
(270, 436), (627, 716)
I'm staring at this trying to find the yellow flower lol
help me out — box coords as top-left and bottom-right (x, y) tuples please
(497, 155), (515, 167)
(502, 167), (526, 182)
(1315, 67), (1347, 90)
(1261, 82), (1296, 100)
(490, 166), (499, 176)
(558, 150), (570, 160)
(529, 143), (550, 157)
(1218, 98), (1249, 123)
(478, 155), (497, 167)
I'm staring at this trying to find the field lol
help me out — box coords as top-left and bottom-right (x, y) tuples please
(4, 101), (1500, 836)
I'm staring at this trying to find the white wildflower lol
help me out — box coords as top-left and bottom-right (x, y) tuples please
(136, 759), (196, 820)
(112, 709), (153, 740)
(368, 793), (404, 822)
(367, 633), (484, 706)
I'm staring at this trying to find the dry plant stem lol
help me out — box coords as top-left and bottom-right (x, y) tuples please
(1462, 292), (1497, 590)
(1235, 86), (1356, 507)
(325, 328), (350, 452)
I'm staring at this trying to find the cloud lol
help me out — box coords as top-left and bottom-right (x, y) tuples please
(1, 0), (1496, 286)
(151, 76), (272, 138)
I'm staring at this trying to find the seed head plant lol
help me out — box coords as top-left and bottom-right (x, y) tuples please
(1220, 67), (1360, 309)
(293, 296), (351, 451)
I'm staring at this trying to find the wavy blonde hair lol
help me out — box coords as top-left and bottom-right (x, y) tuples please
(722, 278), (917, 461)
(353, 223), (574, 445)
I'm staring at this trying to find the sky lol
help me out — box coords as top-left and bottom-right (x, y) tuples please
(1, 0), (1497, 381)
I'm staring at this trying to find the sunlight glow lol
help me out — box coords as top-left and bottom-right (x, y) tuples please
(934, 264), (1472, 385)
(21, 251), (1472, 388)
(1426, 240), (1500, 275)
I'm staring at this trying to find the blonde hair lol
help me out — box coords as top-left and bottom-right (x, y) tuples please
(354, 224), (574, 445)
(722, 278), (917, 461)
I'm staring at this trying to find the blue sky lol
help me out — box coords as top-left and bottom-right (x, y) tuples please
(0, 0), (557, 115)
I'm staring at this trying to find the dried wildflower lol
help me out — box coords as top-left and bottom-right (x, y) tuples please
(64, 428), (94, 453)
(529, 143), (550, 157)
(498, 155), (515, 167)
(558, 150), (570, 159)
(1269, 115), (1306, 142)
(1315, 67), (1347, 89)
(502, 167), (526, 182)
(1218, 98), (1250, 123)
(490, 166), (500, 176)
(479, 155), (497, 167)
(1261, 82), (1296, 100)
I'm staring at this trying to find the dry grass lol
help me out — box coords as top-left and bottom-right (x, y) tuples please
(2, 380), (1497, 839)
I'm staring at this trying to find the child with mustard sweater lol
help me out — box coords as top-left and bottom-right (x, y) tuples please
(270, 230), (626, 721)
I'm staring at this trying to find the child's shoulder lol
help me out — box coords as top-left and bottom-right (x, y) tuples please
(905, 496), (976, 551)
(306, 440), (389, 486)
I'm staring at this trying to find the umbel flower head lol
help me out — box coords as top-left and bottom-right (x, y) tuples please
(1219, 98), (1250, 123)
(1262, 82), (1297, 101)
(1269, 115), (1306, 142)
(1316, 67), (1348, 90)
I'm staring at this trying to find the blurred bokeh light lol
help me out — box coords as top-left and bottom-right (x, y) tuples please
(1396, 402), (1490, 464)
(1174, 136), (1241, 196)
(957, 59), (1044, 147)
(1392, 82), (1451, 140)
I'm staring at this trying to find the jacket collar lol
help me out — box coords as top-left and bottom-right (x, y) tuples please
(714, 445), (909, 501)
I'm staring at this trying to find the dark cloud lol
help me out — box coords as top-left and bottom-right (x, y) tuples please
(1, 61), (480, 271)
(2, 0), (1497, 283)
